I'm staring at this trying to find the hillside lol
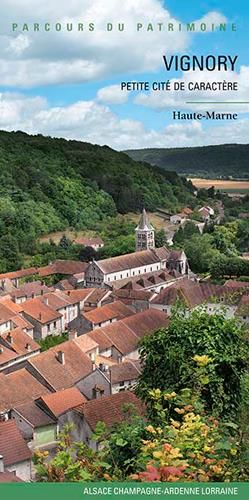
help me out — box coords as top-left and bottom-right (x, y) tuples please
(0, 130), (194, 272)
(124, 144), (249, 179)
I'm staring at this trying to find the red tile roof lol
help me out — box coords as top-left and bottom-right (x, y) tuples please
(0, 472), (23, 482)
(0, 420), (32, 466)
(37, 387), (87, 418)
(88, 309), (169, 355)
(21, 297), (62, 324)
(10, 281), (51, 300)
(76, 391), (145, 430)
(84, 288), (111, 305)
(0, 369), (51, 412)
(151, 280), (239, 308)
(95, 248), (169, 275)
(74, 334), (99, 353)
(110, 360), (141, 384)
(28, 340), (93, 391)
(1, 328), (40, 356)
(62, 288), (95, 304)
(0, 267), (38, 281)
(83, 301), (134, 325)
(13, 400), (56, 428)
(39, 260), (88, 277)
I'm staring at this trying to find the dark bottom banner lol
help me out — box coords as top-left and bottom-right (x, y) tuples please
(0, 483), (248, 500)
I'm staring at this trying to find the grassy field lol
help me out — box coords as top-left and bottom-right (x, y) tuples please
(189, 178), (249, 194)
(39, 212), (170, 245)
(39, 229), (97, 244)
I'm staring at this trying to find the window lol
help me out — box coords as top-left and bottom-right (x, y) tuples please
(127, 273), (129, 277)
(114, 276), (116, 280)
(53, 321), (56, 328)
(120, 274), (122, 279)
(119, 381), (125, 387)
(150, 267), (152, 272)
(47, 323), (51, 332)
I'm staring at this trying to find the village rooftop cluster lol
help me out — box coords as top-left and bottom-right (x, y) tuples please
(0, 209), (248, 482)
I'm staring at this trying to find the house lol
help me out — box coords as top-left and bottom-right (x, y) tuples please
(27, 340), (93, 392)
(88, 309), (169, 361)
(61, 288), (96, 313)
(0, 368), (51, 416)
(74, 237), (104, 250)
(85, 247), (171, 287)
(150, 280), (240, 318)
(198, 206), (214, 221)
(11, 400), (57, 450)
(167, 250), (189, 275)
(37, 291), (80, 328)
(74, 334), (99, 361)
(111, 269), (184, 294)
(109, 360), (141, 394)
(72, 391), (145, 449)
(0, 420), (32, 481)
(0, 328), (40, 373)
(83, 288), (113, 310)
(10, 281), (52, 304)
(35, 387), (87, 435)
(21, 297), (64, 340)
(170, 213), (187, 225)
(71, 300), (134, 334)
(0, 267), (38, 291)
(39, 260), (88, 279)
(113, 288), (154, 312)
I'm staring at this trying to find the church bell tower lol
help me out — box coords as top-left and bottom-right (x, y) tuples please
(135, 208), (155, 252)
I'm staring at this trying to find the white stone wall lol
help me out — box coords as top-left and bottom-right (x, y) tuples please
(7, 459), (32, 482)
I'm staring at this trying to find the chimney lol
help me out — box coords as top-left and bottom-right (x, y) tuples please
(0, 347), (3, 354)
(41, 289), (44, 296)
(7, 334), (13, 345)
(44, 297), (49, 306)
(39, 312), (42, 320)
(57, 350), (65, 365)
(67, 291), (71, 296)
(25, 343), (31, 352)
(92, 361), (96, 371)
(0, 455), (4, 473)
(68, 329), (77, 341)
(31, 292), (35, 299)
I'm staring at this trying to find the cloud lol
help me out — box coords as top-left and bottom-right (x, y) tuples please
(0, 90), (248, 151)
(0, 0), (224, 87)
(97, 84), (129, 104)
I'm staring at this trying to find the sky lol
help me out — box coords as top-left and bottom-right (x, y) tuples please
(0, 0), (248, 150)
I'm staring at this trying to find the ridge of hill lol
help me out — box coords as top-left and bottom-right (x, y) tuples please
(124, 144), (249, 179)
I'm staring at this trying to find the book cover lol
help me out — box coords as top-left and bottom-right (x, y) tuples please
(0, 1), (248, 499)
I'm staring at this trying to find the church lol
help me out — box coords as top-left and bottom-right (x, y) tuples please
(85, 209), (189, 287)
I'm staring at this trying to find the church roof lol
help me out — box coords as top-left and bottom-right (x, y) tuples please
(136, 209), (154, 231)
(95, 248), (167, 275)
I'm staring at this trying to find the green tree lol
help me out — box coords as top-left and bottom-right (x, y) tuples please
(137, 307), (249, 419)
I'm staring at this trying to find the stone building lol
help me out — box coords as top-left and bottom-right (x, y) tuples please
(135, 209), (155, 251)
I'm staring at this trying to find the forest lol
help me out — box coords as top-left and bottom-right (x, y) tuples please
(0, 130), (194, 272)
(125, 144), (249, 178)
